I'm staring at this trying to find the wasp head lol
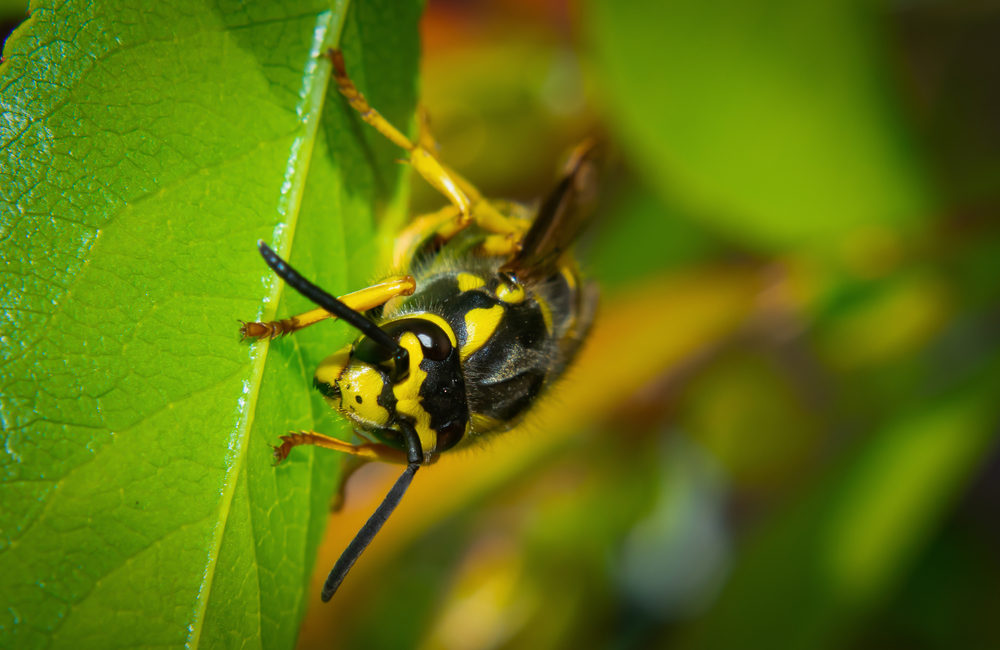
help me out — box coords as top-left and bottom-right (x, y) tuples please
(313, 316), (469, 456)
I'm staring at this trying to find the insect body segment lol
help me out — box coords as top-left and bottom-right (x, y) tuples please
(242, 49), (597, 602)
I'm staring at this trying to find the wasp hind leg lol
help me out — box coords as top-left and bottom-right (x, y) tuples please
(328, 49), (527, 248)
(240, 274), (416, 340)
(273, 430), (408, 465)
(328, 49), (472, 216)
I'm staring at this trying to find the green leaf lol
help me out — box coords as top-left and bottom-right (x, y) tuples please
(584, 0), (936, 250)
(679, 365), (1000, 650)
(0, 0), (421, 647)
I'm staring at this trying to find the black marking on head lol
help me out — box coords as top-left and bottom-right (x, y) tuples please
(313, 377), (340, 400)
(376, 372), (398, 416)
(416, 348), (469, 452)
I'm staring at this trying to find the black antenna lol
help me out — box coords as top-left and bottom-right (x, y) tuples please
(257, 242), (425, 601)
(321, 421), (425, 601)
(257, 241), (408, 368)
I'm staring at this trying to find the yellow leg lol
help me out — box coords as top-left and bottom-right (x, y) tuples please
(240, 275), (416, 340)
(479, 232), (521, 257)
(273, 430), (408, 465)
(389, 205), (459, 267)
(415, 105), (438, 154)
(328, 49), (527, 244)
(329, 49), (471, 218)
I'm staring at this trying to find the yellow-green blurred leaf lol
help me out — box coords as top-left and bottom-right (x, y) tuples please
(585, 0), (936, 250)
(680, 364), (1000, 650)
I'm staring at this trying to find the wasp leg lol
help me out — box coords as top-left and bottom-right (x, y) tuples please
(415, 104), (438, 153)
(479, 232), (522, 257)
(328, 49), (472, 217)
(241, 275), (416, 340)
(273, 430), (408, 465)
(388, 204), (458, 267)
(328, 49), (527, 245)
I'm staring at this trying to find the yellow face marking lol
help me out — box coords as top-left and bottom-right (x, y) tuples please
(496, 281), (525, 304)
(338, 363), (390, 427)
(314, 345), (352, 403)
(406, 312), (458, 347)
(392, 333), (438, 455)
(457, 272), (485, 292)
(461, 304), (504, 361)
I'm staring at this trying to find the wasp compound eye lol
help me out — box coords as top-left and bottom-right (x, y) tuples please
(354, 335), (395, 365)
(392, 318), (453, 360)
(355, 318), (453, 365)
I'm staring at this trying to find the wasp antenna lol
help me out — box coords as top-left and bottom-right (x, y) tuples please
(256, 242), (407, 364)
(321, 461), (420, 601)
(320, 421), (424, 601)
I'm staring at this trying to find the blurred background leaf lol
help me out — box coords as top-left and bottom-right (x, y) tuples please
(296, 1), (1000, 649)
(586, 0), (936, 252)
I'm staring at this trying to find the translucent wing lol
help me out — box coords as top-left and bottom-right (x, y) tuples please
(501, 139), (600, 284)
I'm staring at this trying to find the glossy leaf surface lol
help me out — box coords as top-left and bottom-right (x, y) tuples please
(0, 0), (420, 646)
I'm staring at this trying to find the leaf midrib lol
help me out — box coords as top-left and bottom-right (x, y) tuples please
(183, 5), (345, 646)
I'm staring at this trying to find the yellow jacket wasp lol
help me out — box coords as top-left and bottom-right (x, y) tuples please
(241, 49), (598, 602)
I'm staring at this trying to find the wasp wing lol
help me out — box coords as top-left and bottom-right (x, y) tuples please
(501, 139), (600, 284)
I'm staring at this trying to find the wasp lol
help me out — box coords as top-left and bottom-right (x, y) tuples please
(241, 50), (598, 602)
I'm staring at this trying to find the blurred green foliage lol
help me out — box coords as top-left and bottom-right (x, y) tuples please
(301, 1), (1000, 649)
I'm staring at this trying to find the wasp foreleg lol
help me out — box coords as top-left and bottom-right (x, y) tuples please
(272, 431), (408, 465)
(240, 275), (416, 340)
